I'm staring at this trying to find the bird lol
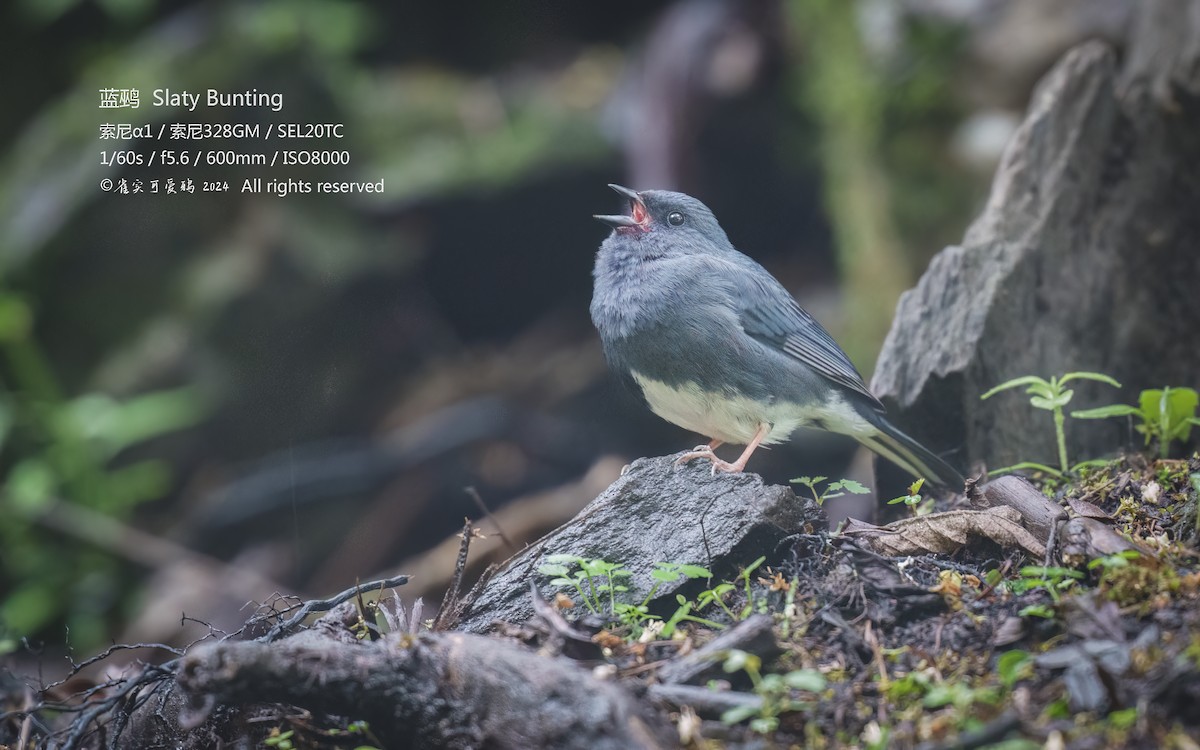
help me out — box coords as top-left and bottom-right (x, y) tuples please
(590, 184), (964, 488)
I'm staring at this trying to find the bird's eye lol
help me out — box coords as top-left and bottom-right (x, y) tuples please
(668, 211), (685, 226)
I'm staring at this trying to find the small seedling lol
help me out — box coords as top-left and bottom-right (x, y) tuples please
(1072, 386), (1200, 459)
(981, 372), (1121, 476)
(539, 556), (718, 639)
(738, 556), (769, 618)
(694, 556), (769, 622)
(625, 562), (715, 636)
(996, 650), (1033, 689)
(887, 478), (929, 515)
(661, 594), (725, 638)
(791, 476), (870, 505)
(538, 555), (630, 615)
(1008, 566), (1084, 617)
(719, 649), (826, 733)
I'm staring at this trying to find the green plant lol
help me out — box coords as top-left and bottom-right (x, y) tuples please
(693, 556), (770, 623)
(1087, 550), (1178, 610)
(922, 681), (1000, 712)
(539, 557), (719, 638)
(328, 720), (383, 750)
(1008, 566), (1084, 616)
(1107, 707), (1138, 731)
(696, 581), (739, 622)
(791, 475), (870, 506)
(738, 556), (769, 618)
(538, 555), (630, 615)
(887, 477), (930, 515)
(0, 288), (208, 646)
(996, 650), (1033, 689)
(1072, 386), (1200, 459)
(719, 649), (826, 734)
(623, 562), (716, 637)
(981, 372), (1121, 476)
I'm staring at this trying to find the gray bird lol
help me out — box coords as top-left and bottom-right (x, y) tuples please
(590, 184), (963, 487)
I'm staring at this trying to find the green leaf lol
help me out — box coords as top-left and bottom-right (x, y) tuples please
(1033, 389), (1074, 410)
(721, 703), (761, 725)
(1059, 372), (1122, 388)
(538, 564), (570, 577)
(1019, 566), (1083, 580)
(1018, 604), (1056, 619)
(97, 459), (171, 510)
(1070, 404), (1140, 419)
(980, 376), (1049, 400)
(1, 581), (59, 635)
(0, 294), (32, 341)
(997, 650), (1031, 688)
(723, 649), (759, 674)
(1162, 387), (1198, 442)
(833, 479), (870, 495)
(107, 387), (207, 451)
(922, 684), (959, 709)
(1108, 707), (1138, 730)
(677, 564), (712, 579)
(6, 458), (57, 513)
(783, 669), (827, 691)
(1028, 396), (1054, 411)
(1071, 458), (1115, 473)
(987, 462), (1063, 478)
(790, 475), (826, 486)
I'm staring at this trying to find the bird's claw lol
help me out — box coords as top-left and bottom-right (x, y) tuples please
(675, 446), (740, 474)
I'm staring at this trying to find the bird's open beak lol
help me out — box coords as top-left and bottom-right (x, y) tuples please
(594, 184), (649, 231)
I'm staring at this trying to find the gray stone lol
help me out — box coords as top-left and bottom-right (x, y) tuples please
(454, 454), (824, 633)
(872, 1), (1200, 473)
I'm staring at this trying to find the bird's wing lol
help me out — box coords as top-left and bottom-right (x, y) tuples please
(732, 266), (884, 411)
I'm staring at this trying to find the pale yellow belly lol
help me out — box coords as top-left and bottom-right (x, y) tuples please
(631, 371), (872, 446)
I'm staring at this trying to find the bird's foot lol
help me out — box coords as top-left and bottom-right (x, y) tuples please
(675, 446), (744, 475)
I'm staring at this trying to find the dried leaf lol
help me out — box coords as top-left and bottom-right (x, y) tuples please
(1066, 496), (1112, 519)
(840, 507), (1045, 558)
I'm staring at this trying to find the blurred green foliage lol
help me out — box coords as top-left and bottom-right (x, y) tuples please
(0, 290), (207, 644)
(789, 0), (977, 371)
(0, 0), (622, 652)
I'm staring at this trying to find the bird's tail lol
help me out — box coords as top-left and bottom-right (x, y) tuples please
(854, 410), (964, 489)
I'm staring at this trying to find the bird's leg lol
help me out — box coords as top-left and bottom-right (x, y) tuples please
(676, 426), (768, 474)
(676, 438), (722, 466)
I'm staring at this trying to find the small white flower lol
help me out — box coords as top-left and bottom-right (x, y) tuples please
(1142, 480), (1161, 504)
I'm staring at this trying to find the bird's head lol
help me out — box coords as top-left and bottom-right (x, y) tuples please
(594, 184), (731, 257)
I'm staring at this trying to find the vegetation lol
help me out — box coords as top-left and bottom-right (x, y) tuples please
(981, 372), (1122, 476)
(790, 475), (871, 506)
(1073, 386), (1200, 459)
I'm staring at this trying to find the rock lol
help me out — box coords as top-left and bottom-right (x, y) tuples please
(871, 1), (1200, 474)
(454, 454), (824, 633)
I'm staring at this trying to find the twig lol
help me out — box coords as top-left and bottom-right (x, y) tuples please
(260, 574), (410, 643)
(466, 486), (516, 554)
(432, 519), (475, 631)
